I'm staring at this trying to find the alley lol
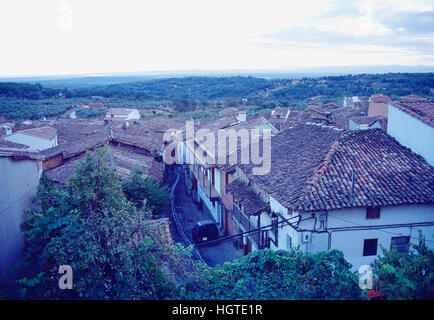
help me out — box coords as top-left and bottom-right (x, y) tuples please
(170, 166), (243, 267)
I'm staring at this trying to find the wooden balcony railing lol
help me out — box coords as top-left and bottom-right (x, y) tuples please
(232, 203), (269, 250)
(190, 164), (220, 200)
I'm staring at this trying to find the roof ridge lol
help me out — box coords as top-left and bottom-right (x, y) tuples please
(310, 140), (340, 187)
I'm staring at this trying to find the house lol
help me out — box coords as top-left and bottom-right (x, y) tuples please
(178, 116), (277, 232)
(349, 116), (387, 131)
(3, 126), (58, 151)
(0, 148), (43, 273)
(387, 99), (434, 166)
(41, 123), (166, 184)
(270, 107), (291, 120)
(219, 107), (240, 118)
(368, 94), (390, 117)
(225, 124), (434, 269)
(1, 123), (13, 136)
(105, 108), (140, 121)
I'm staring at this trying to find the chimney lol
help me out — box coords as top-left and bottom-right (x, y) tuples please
(2, 125), (12, 136)
(236, 111), (247, 122)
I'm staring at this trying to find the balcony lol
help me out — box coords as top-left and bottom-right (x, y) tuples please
(190, 164), (220, 201)
(232, 203), (269, 250)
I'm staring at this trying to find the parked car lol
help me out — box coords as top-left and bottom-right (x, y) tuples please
(192, 220), (220, 244)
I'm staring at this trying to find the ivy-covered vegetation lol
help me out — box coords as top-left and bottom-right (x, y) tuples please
(371, 232), (434, 300)
(180, 248), (363, 300)
(122, 167), (170, 217)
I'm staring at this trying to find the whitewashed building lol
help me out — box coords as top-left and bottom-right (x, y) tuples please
(3, 126), (58, 151)
(105, 108), (140, 121)
(173, 116), (277, 231)
(225, 124), (434, 270)
(387, 99), (434, 166)
(0, 148), (43, 273)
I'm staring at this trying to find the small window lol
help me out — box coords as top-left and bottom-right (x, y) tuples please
(366, 207), (380, 219)
(391, 236), (410, 253)
(286, 235), (292, 250)
(363, 239), (378, 256)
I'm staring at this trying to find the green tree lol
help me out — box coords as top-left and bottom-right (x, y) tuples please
(180, 248), (363, 300)
(371, 232), (434, 300)
(122, 167), (169, 217)
(2, 147), (193, 299)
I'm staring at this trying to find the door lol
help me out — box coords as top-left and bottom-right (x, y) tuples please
(224, 210), (229, 235)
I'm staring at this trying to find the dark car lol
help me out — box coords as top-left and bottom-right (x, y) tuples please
(192, 220), (220, 244)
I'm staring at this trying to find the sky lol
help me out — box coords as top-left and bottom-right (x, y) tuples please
(0, 0), (433, 76)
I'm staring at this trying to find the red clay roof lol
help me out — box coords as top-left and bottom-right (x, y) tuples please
(238, 124), (434, 212)
(400, 94), (427, 101)
(15, 126), (57, 140)
(370, 94), (391, 103)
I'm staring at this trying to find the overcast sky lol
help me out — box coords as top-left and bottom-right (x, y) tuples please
(0, 0), (433, 76)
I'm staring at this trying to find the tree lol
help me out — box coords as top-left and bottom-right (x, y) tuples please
(371, 232), (434, 300)
(1, 147), (193, 299)
(122, 167), (169, 217)
(180, 248), (363, 300)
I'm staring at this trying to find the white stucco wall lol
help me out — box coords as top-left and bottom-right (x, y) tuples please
(127, 109), (140, 120)
(268, 196), (301, 251)
(0, 156), (42, 271)
(387, 104), (434, 166)
(197, 182), (219, 223)
(4, 133), (57, 151)
(297, 204), (434, 270)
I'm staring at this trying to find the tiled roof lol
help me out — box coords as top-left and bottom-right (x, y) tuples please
(0, 148), (43, 160)
(349, 115), (387, 130)
(44, 154), (87, 183)
(45, 145), (164, 184)
(0, 138), (28, 149)
(15, 126), (57, 140)
(370, 94), (390, 103)
(54, 122), (107, 144)
(400, 94), (427, 101)
(219, 107), (239, 117)
(41, 129), (111, 160)
(271, 107), (290, 118)
(242, 125), (342, 210)
(110, 145), (164, 182)
(238, 124), (434, 213)
(226, 179), (269, 216)
(390, 100), (434, 128)
(112, 127), (164, 153)
(368, 102), (389, 117)
(299, 129), (434, 211)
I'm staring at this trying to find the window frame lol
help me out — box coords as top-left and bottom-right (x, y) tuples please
(390, 236), (410, 253)
(366, 206), (381, 219)
(363, 238), (378, 256)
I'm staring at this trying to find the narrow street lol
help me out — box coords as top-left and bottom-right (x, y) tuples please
(169, 166), (243, 267)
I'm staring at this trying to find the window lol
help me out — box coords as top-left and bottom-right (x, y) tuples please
(391, 236), (410, 253)
(366, 207), (380, 219)
(286, 235), (292, 250)
(363, 239), (378, 256)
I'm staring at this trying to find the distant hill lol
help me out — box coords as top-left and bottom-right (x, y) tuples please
(0, 73), (433, 120)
